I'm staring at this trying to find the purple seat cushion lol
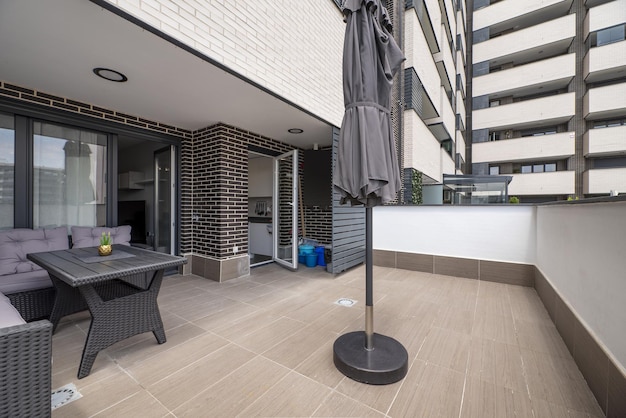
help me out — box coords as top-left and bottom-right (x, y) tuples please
(0, 292), (26, 327)
(0, 227), (69, 294)
(71, 225), (132, 248)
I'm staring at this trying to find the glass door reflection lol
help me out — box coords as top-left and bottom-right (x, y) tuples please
(154, 146), (174, 254)
(272, 150), (298, 270)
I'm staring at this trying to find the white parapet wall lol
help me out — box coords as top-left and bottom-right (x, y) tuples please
(373, 200), (626, 371)
(536, 200), (626, 370)
(373, 205), (537, 264)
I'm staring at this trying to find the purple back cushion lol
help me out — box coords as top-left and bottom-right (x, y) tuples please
(0, 292), (26, 327)
(71, 225), (132, 248)
(0, 227), (69, 276)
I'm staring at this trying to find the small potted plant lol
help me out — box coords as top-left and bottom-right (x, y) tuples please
(98, 231), (112, 256)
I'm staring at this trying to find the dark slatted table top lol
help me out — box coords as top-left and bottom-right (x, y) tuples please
(27, 245), (187, 287)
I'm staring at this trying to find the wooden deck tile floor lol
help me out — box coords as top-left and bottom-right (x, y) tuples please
(50, 263), (603, 417)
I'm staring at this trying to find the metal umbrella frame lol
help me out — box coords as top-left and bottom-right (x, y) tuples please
(333, 0), (408, 385)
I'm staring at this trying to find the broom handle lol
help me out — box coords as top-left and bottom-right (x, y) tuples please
(298, 176), (306, 237)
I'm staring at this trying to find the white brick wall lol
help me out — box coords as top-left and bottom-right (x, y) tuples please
(107, 0), (345, 127)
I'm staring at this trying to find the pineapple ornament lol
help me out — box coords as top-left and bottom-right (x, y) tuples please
(98, 231), (112, 256)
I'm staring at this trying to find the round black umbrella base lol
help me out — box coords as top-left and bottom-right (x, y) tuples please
(333, 331), (408, 385)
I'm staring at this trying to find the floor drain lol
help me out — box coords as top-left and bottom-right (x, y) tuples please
(51, 383), (82, 410)
(335, 298), (356, 307)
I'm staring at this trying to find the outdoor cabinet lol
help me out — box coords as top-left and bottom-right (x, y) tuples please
(303, 149), (332, 208)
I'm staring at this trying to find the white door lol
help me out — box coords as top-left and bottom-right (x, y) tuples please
(272, 150), (298, 270)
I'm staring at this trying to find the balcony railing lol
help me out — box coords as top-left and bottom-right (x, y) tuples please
(473, 93), (575, 131)
(584, 167), (626, 194)
(584, 125), (626, 157)
(473, 0), (573, 32)
(473, 132), (575, 163)
(374, 198), (626, 409)
(584, 82), (626, 120)
(508, 170), (575, 195)
(584, 40), (626, 83)
(473, 14), (575, 65)
(473, 53), (575, 98)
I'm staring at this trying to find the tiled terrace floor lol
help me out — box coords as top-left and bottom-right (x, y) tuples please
(51, 263), (603, 417)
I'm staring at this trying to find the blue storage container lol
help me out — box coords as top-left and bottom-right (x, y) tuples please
(299, 245), (314, 255)
(315, 246), (326, 266)
(305, 253), (317, 267)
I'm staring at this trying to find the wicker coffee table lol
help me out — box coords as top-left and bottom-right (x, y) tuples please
(28, 245), (186, 379)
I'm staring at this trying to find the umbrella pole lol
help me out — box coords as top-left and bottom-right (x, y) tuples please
(365, 207), (374, 350)
(332, 206), (408, 385)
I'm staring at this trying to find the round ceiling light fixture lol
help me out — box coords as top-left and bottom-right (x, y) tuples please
(288, 128), (303, 134)
(93, 67), (128, 83)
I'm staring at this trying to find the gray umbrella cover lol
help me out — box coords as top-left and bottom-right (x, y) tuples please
(334, 0), (405, 207)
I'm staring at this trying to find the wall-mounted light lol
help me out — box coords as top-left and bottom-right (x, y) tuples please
(93, 67), (128, 82)
(288, 128), (303, 134)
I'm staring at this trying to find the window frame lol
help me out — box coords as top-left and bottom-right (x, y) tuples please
(0, 97), (180, 230)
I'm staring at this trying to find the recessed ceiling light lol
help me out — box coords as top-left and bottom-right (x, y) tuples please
(93, 67), (128, 82)
(288, 128), (303, 134)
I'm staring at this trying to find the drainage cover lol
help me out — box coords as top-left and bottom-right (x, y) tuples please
(51, 383), (82, 410)
(335, 298), (357, 307)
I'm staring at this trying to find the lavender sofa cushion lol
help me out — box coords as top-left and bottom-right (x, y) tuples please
(0, 226), (69, 293)
(71, 225), (132, 248)
(0, 271), (53, 294)
(0, 292), (26, 328)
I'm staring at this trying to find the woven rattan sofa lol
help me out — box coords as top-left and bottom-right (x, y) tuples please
(0, 293), (52, 418)
(0, 227), (69, 322)
(0, 225), (134, 320)
(0, 227), (66, 417)
(0, 225), (135, 416)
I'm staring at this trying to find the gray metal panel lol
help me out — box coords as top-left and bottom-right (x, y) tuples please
(331, 126), (365, 274)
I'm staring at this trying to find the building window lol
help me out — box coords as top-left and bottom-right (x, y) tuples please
(0, 112), (14, 229)
(593, 119), (625, 129)
(596, 24), (625, 47)
(489, 131), (500, 141)
(590, 157), (626, 169)
(520, 162), (557, 174)
(441, 139), (453, 157)
(33, 122), (107, 229)
(521, 126), (559, 137)
(489, 166), (500, 175)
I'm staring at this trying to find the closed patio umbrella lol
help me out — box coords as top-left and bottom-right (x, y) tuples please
(333, 0), (408, 385)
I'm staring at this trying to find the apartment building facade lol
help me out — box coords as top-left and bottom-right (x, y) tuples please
(470, 0), (626, 202)
(402, 0), (469, 204)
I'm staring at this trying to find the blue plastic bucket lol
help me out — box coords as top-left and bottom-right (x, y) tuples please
(315, 246), (326, 266)
(299, 245), (314, 255)
(305, 253), (317, 267)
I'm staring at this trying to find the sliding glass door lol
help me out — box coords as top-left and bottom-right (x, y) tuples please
(154, 146), (175, 254)
(0, 113), (15, 229)
(33, 121), (107, 229)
